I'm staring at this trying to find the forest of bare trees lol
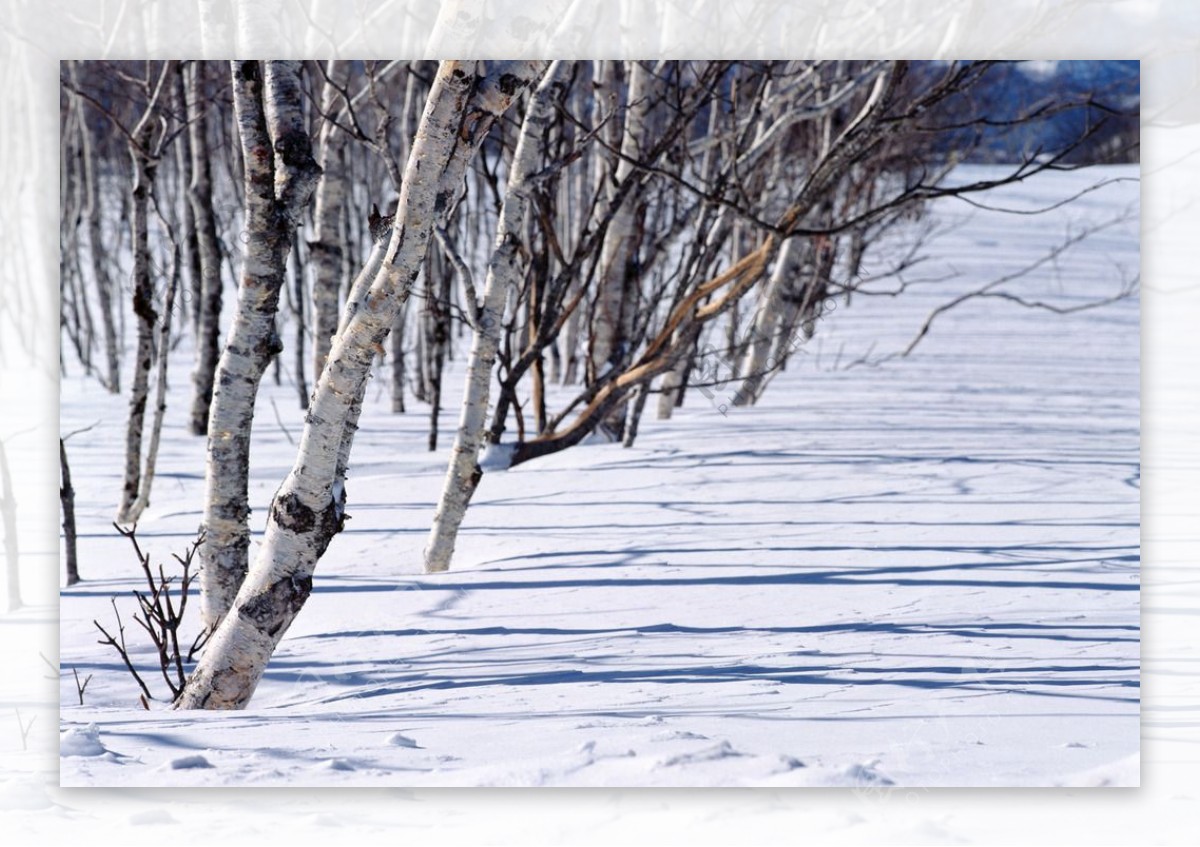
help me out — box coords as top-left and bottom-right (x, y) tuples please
(58, 59), (1138, 708)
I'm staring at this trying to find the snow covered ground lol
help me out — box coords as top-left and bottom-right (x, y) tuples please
(58, 166), (1139, 787)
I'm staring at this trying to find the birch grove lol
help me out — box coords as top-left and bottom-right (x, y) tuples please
(58, 60), (1138, 708)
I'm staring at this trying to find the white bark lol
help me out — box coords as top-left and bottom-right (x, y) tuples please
(198, 61), (321, 632)
(124, 236), (179, 522)
(589, 60), (656, 378)
(424, 62), (560, 574)
(178, 61), (547, 709)
(118, 61), (176, 525)
(733, 236), (800, 406)
(310, 60), (350, 383)
(116, 149), (155, 523)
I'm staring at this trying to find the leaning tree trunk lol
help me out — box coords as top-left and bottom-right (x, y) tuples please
(177, 60), (547, 710)
(423, 62), (559, 574)
(198, 61), (322, 633)
(187, 61), (226, 436)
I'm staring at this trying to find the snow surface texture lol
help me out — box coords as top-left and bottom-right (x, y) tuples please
(59, 167), (1139, 787)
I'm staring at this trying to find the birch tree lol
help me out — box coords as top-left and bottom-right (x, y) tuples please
(198, 61), (321, 632)
(177, 60), (547, 709)
(117, 61), (177, 524)
(185, 61), (225, 436)
(424, 62), (561, 573)
(308, 60), (350, 384)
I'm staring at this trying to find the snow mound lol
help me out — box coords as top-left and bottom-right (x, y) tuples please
(387, 732), (420, 748)
(478, 443), (515, 471)
(60, 724), (108, 757)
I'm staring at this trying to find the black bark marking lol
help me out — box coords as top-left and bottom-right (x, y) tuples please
(434, 188), (455, 216)
(271, 490), (345, 557)
(498, 73), (521, 96)
(236, 573), (313, 637)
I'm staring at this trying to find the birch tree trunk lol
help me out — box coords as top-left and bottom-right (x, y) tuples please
(124, 236), (179, 523)
(60, 438), (80, 586)
(390, 303), (407, 412)
(309, 60), (349, 384)
(186, 62), (226, 436)
(117, 63), (175, 523)
(178, 60), (547, 709)
(589, 60), (654, 380)
(288, 238), (309, 407)
(425, 250), (450, 452)
(733, 235), (800, 406)
(172, 67), (201, 336)
(198, 61), (321, 632)
(423, 62), (559, 574)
